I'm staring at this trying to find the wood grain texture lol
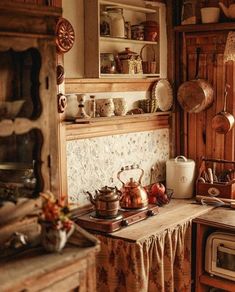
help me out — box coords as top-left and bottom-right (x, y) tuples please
(65, 78), (159, 93)
(0, 246), (99, 292)
(65, 112), (170, 140)
(176, 30), (235, 173)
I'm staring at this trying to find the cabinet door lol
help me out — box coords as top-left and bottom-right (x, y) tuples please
(0, 35), (59, 199)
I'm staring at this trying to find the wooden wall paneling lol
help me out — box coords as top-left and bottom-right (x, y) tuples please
(174, 29), (184, 157)
(195, 51), (207, 167)
(214, 54), (225, 164)
(206, 51), (216, 160)
(176, 30), (235, 171)
(186, 51), (197, 162)
(224, 61), (235, 161)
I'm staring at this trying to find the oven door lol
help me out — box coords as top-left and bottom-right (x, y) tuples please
(206, 232), (235, 281)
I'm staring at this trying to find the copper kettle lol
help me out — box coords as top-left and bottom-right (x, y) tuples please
(87, 186), (121, 218)
(117, 165), (148, 209)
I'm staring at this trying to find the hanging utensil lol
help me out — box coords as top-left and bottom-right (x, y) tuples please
(177, 47), (214, 113)
(212, 84), (235, 134)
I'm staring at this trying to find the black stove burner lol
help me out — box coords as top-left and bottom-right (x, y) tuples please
(89, 211), (123, 221)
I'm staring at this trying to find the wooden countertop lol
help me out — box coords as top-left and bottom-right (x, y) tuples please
(105, 199), (214, 242)
(193, 207), (235, 231)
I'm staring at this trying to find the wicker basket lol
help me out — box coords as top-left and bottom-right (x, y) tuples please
(140, 44), (156, 74)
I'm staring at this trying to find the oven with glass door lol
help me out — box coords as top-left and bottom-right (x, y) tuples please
(205, 232), (235, 281)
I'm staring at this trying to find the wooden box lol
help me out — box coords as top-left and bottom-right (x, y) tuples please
(196, 157), (235, 200)
(196, 181), (235, 199)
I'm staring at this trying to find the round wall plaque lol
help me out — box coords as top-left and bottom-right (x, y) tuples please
(56, 17), (75, 54)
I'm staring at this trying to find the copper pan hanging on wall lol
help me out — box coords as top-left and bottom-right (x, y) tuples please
(177, 47), (214, 113)
(212, 84), (235, 134)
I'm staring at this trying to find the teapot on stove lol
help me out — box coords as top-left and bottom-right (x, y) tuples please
(117, 165), (148, 209)
(219, 2), (235, 19)
(87, 186), (122, 218)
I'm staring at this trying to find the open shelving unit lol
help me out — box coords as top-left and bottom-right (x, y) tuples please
(84, 0), (167, 79)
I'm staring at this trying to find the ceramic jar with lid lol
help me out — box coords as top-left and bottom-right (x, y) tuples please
(117, 47), (138, 60)
(166, 155), (196, 199)
(141, 21), (159, 42)
(106, 7), (125, 38)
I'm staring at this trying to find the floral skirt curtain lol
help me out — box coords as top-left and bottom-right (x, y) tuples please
(96, 220), (192, 292)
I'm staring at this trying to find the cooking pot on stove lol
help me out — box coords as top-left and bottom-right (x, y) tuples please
(117, 165), (148, 209)
(87, 186), (122, 218)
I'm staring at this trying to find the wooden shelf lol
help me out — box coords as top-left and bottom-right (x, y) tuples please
(64, 112), (171, 140)
(100, 0), (156, 13)
(174, 22), (235, 33)
(64, 77), (159, 93)
(200, 273), (235, 291)
(100, 36), (157, 45)
(100, 73), (160, 78)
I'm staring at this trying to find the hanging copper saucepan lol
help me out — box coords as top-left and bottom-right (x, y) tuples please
(212, 84), (235, 134)
(177, 47), (214, 113)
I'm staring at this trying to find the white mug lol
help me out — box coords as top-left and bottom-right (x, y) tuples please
(201, 7), (220, 24)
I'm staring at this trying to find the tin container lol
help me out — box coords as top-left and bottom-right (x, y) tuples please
(166, 156), (196, 198)
(131, 24), (144, 40)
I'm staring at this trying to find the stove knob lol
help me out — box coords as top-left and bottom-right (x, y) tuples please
(147, 210), (155, 217)
(121, 219), (129, 226)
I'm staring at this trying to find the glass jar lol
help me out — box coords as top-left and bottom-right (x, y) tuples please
(100, 53), (116, 74)
(100, 11), (111, 36)
(106, 7), (125, 38)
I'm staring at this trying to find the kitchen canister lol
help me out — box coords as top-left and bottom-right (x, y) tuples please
(166, 155), (196, 198)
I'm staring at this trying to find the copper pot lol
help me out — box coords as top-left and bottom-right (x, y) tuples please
(87, 186), (122, 218)
(212, 84), (235, 134)
(177, 47), (214, 113)
(117, 165), (148, 209)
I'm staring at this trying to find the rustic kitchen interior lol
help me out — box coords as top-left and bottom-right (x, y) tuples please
(0, 0), (235, 291)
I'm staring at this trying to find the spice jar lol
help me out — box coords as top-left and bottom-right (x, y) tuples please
(106, 7), (125, 38)
(100, 11), (111, 36)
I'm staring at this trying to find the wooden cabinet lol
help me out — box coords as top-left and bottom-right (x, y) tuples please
(193, 208), (235, 292)
(0, 246), (99, 292)
(0, 1), (63, 199)
(84, 0), (167, 78)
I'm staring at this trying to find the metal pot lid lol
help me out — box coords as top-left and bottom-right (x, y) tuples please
(118, 47), (138, 59)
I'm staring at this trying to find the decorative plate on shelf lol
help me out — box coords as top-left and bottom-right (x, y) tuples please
(56, 17), (75, 54)
(151, 79), (173, 111)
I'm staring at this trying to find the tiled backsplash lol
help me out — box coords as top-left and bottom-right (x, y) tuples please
(67, 129), (170, 205)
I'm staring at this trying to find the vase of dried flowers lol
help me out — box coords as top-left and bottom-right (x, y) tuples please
(40, 191), (74, 252)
